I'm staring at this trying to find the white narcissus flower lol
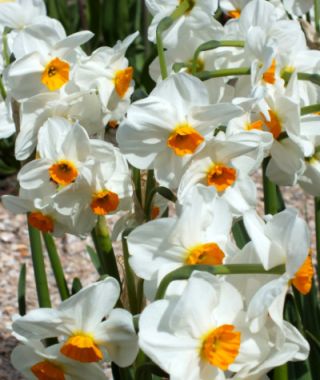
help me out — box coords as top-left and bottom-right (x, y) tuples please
(241, 208), (314, 331)
(177, 132), (262, 215)
(5, 25), (93, 99)
(139, 271), (309, 380)
(117, 72), (242, 189)
(15, 90), (104, 161)
(128, 185), (234, 299)
(2, 188), (73, 236)
(74, 32), (138, 124)
(18, 118), (95, 196)
(146, 0), (220, 48)
(11, 342), (107, 380)
(52, 145), (133, 234)
(12, 277), (139, 367)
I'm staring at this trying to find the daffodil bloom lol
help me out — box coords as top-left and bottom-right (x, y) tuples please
(117, 72), (242, 189)
(178, 133), (263, 215)
(2, 188), (71, 236)
(11, 342), (107, 380)
(15, 90), (104, 161)
(74, 32), (138, 124)
(17, 118), (96, 196)
(52, 145), (133, 234)
(240, 208), (314, 332)
(12, 277), (139, 367)
(128, 185), (234, 299)
(5, 24), (93, 99)
(139, 271), (309, 379)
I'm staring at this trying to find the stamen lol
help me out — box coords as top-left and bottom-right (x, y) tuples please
(114, 67), (133, 98)
(201, 325), (241, 370)
(245, 120), (264, 131)
(167, 123), (204, 156)
(263, 59), (276, 84)
(48, 160), (78, 186)
(28, 212), (54, 233)
(292, 252), (314, 295)
(227, 9), (241, 18)
(90, 190), (119, 215)
(31, 360), (65, 380)
(60, 334), (103, 363)
(185, 243), (225, 265)
(41, 58), (70, 91)
(206, 163), (236, 192)
(260, 110), (282, 139)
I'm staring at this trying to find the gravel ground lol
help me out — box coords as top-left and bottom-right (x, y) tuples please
(0, 173), (317, 380)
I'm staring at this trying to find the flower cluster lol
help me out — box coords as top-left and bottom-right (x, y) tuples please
(1, 0), (319, 379)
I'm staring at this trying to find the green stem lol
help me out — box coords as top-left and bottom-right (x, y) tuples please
(122, 229), (139, 314)
(155, 264), (286, 300)
(315, 0), (320, 33)
(273, 364), (288, 380)
(262, 157), (282, 215)
(42, 232), (70, 301)
(156, 0), (192, 79)
(0, 76), (6, 100)
(92, 216), (121, 283)
(27, 222), (51, 308)
(314, 197), (320, 283)
(301, 103), (320, 116)
(132, 167), (142, 206)
(2, 29), (10, 67)
(195, 67), (251, 81)
(136, 278), (145, 312)
(192, 40), (244, 74)
(18, 263), (26, 316)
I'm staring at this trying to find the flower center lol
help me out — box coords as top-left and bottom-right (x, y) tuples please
(49, 160), (78, 186)
(90, 190), (119, 215)
(41, 58), (70, 91)
(227, 9), (241, 18)
(245, 120), (264, 131)
(167, 123), (204, 156)
(185, 243), (225, 265)
(206, 163), (236, 192)
(31, 360), (65, 380)
(28, 212), (54, 233)
(201, 325), (241, 370)
(260, 109), (282, 139)
(291, 251), (314, 295)
(60, 334), (103, 363)
(114, 67), (133, 98)
(263, 59), (276, 84)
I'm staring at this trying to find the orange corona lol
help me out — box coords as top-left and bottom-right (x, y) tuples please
(167, 123), (204, 156)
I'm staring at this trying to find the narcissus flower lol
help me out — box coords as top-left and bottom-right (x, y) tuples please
(128, 185), (233, 299)
(241, 208), (314, 331)
(12, 277), (139, 367)
(117, 72), (242, 189)
(178, 133), (262, 215)
(5, 25), (93, 99)
(11, 342), (107, 380)
(139, 271), (308, 379)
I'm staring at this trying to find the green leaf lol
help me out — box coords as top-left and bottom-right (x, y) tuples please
(232, 219), (250, 249)
(71, 277), (82, 295)
(18, 263), (26, 316)
(86, 245), (103, 275)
